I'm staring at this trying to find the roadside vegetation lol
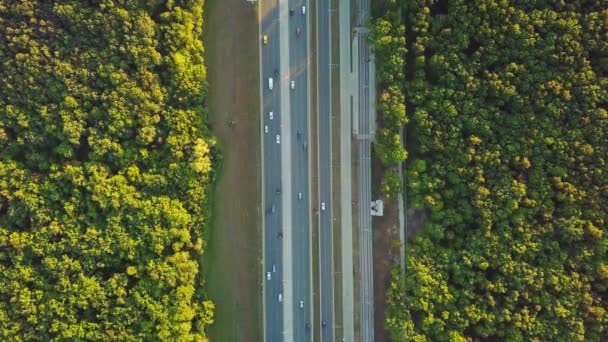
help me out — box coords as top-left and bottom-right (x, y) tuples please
(371, 1), (408, 197)
(378, 0), (608, 341)
(0, 1), (215, 340)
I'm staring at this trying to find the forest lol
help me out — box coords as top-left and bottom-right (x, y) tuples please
(0, 0), (215, 340)
(378, 0), (608, 341)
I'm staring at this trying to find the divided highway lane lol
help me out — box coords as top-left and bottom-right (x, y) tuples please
(260, 0), (284, 340)
(287, 1), (312, 341)
(316, 0), (334, 341)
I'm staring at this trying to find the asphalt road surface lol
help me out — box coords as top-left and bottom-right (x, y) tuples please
(260, 0), (285, 340)
(316, 0), (335, 341)
(287, 1), (313, 341)
(356, 0), (374, 339)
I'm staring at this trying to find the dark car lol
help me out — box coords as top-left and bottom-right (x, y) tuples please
(306, 323), (311, 330)
(274, 69), (279, 77)
(276, 188), (281, 195)
(277, 231), (283, 239)
(297, 130), (302, 139)
(322, 320), (326, 327)
(289, 8), (295, 16)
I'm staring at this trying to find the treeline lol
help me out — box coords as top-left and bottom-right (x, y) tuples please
(0, 0), (215, 340)
(384, 0), (608, 341)
(371, 0), (408, 197)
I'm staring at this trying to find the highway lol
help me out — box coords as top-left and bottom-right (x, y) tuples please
(260, 0), (284, 340)
(356, 0), (374, 339)
(261, 0), (366, 340)
(287, 1), (313, 341)
(316, 0), (335, 341)
(261, 0), (314, 341)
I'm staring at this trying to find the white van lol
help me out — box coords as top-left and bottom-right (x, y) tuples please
(268, 77), (274, 90)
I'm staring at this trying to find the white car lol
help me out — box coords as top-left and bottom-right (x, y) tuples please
(301, 5), (306, 15)
(272, 264), (276, 272)
(268, 77), (274, 90)
(321, 202), (326, 211)
(278, 293), (283, 302)
(276, 134), (281, 144)
(300, 300), (304, 308)
(269, 111), (274, 120)
(264, 125), (269, 133)
(298, 192), (302, 200)
(267, 272), (271, 280)
(290, 80), (295, 89)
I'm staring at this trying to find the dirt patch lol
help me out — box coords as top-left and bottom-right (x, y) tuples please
(406, 207), (427, 239)
(202, 0), (262, 341)
(371, 159), (402, 342)
(372, 0), (390, 17)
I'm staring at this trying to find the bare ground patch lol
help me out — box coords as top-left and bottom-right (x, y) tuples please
(202, 0), (261, 341)
(371, 159), (401, 342)
(407, 207), (427, 239)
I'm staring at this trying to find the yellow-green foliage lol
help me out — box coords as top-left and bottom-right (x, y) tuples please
(0, 0), (214, 340)
(371, 1), (408, 197)
(385, 0), (608, 341)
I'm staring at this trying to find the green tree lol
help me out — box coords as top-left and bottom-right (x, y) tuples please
(384, 0), (608, 341)
(0, 0), (215, 339)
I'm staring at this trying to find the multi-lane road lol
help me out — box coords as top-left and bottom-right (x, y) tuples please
(261, 0), (312, 341)
(261, 0), (375, 340)
(260, 0), (285, 340)
(316, 0), (335, 341)
(288, 0), (313, 341)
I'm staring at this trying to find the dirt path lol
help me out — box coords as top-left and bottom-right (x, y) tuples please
(202, 0), (262, 341)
